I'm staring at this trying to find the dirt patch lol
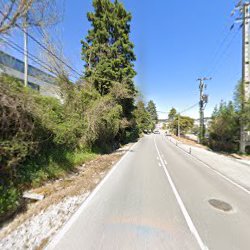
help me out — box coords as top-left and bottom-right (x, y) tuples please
(172, 135), (250, 161)
(0, 143), (133, 240)
(171, 135), (209, 149)
(230, 153), (250, 160)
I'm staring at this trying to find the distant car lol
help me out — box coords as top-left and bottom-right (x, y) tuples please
(153, 130), (160, 134)
(165, 131), (171, 136)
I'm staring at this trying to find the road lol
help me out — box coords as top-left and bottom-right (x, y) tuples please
(47, 133), (250, 250)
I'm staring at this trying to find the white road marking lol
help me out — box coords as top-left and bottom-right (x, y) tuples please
(165, 137), (250, 195)
(164, 160), (168, 165)
(158, 162), (162, 167)
(154, 136), (208, 250)
(45, 141), (139, 250)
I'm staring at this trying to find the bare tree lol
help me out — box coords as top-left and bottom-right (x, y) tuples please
(0, 0), (62, 34)
(40, 32), (69, 78)
(0, 0), (33, 33)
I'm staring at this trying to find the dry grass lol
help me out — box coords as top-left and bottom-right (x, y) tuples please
(0, 143), (133, 239)
(171, 135), (209, 149)
(36, 237), (49, 250)
(172, 135), (250, 160)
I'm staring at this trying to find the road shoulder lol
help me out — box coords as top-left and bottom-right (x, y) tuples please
(0, 142), (136, 250)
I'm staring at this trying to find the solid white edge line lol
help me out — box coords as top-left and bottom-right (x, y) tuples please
(154, 136), (208, 250)
(45, 141), (139, 250)
(165, 136), (250, 195)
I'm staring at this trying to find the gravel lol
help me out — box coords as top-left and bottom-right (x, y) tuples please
(0, 192), (90, 250)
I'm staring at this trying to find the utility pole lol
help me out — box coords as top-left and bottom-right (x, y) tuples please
(197, 77), (210, 144)
(241, 2), (250, 153)
(23, 13), (28, 87)
(177, 114), (180, 137)
(232, 1), (250, 153)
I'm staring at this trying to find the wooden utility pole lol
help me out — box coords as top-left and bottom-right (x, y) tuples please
(177, 114), (180, 137)
(197, 78), (211, 144)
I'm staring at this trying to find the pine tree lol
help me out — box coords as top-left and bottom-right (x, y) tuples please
(81, 0), (137, 118)
(146, 100), (158, 122)
(134, 101), (154, 132)
(168, 107), (177, 121)
(209, 101), (239, 152)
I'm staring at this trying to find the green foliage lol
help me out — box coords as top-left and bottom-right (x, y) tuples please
(0, 76), (100, 216)
(0, 0), (158, 220)
(168, 107), (177, 121)
(162, 123), (167, 130)
(179, 116), (194, 134)
(0, 184), (20, 219)
(81, 0), (137, 120)
(167, 108), (194, 135)
(134, 101), (155, 133)
(234, 81), (250, 130)
(83, 94), (123, 147)
(191, 124), (199, 135)
(146, 100), (158, 123)
(18, 147), (97, 188)
(208, 80), (250, 152)
(209, 101), (240, 152)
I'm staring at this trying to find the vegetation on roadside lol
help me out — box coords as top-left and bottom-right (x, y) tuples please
(134, 100), (157, 133)
(208, 81), (250, 153)
(0, 0), (158, 220)
(167, 108), (194, 135)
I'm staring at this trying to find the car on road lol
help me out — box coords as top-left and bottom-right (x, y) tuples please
(153, 130), (160, 134)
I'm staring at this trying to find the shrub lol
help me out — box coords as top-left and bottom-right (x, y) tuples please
(0, 184), (21, 219)
(208, 101), (239, 152)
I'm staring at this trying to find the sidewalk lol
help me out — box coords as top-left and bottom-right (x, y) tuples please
(166, 135), (250, 192)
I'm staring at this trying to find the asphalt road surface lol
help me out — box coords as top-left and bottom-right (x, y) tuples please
(47, 133), (250, 250)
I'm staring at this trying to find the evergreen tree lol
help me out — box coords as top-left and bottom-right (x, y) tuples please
(167, 107), (194, 135)
(81, 0), (137, 118)
(146, 100), (158, 122)
(168, 107), (177, 121)
(134, 101), (154, 133)
(234, 81), (250, 130)
(209, 101), (239, 152)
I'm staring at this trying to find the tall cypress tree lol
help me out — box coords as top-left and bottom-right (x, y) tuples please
(81, 0), (137, 118)
(146, 100), (158, 122)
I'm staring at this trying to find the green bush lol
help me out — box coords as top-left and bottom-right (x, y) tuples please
(0, 74), (140, 218)
(208, 101), (239, 152)
(0, 185), (21, 218)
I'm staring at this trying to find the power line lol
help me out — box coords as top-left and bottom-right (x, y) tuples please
(204, 3), (242, 78)
(179, 102), (199, 115)
(157, 111), (168, 114)
(0, 35), (58, 78)
(203, 22), (233, 76)
(207, 28), (240, 77)
(1, 35), (135, 88)
(0, 9), (82, 78)
(158, 103), (199, 117)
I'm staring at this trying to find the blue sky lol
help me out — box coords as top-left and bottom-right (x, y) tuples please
(2, 0), (243, 119)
